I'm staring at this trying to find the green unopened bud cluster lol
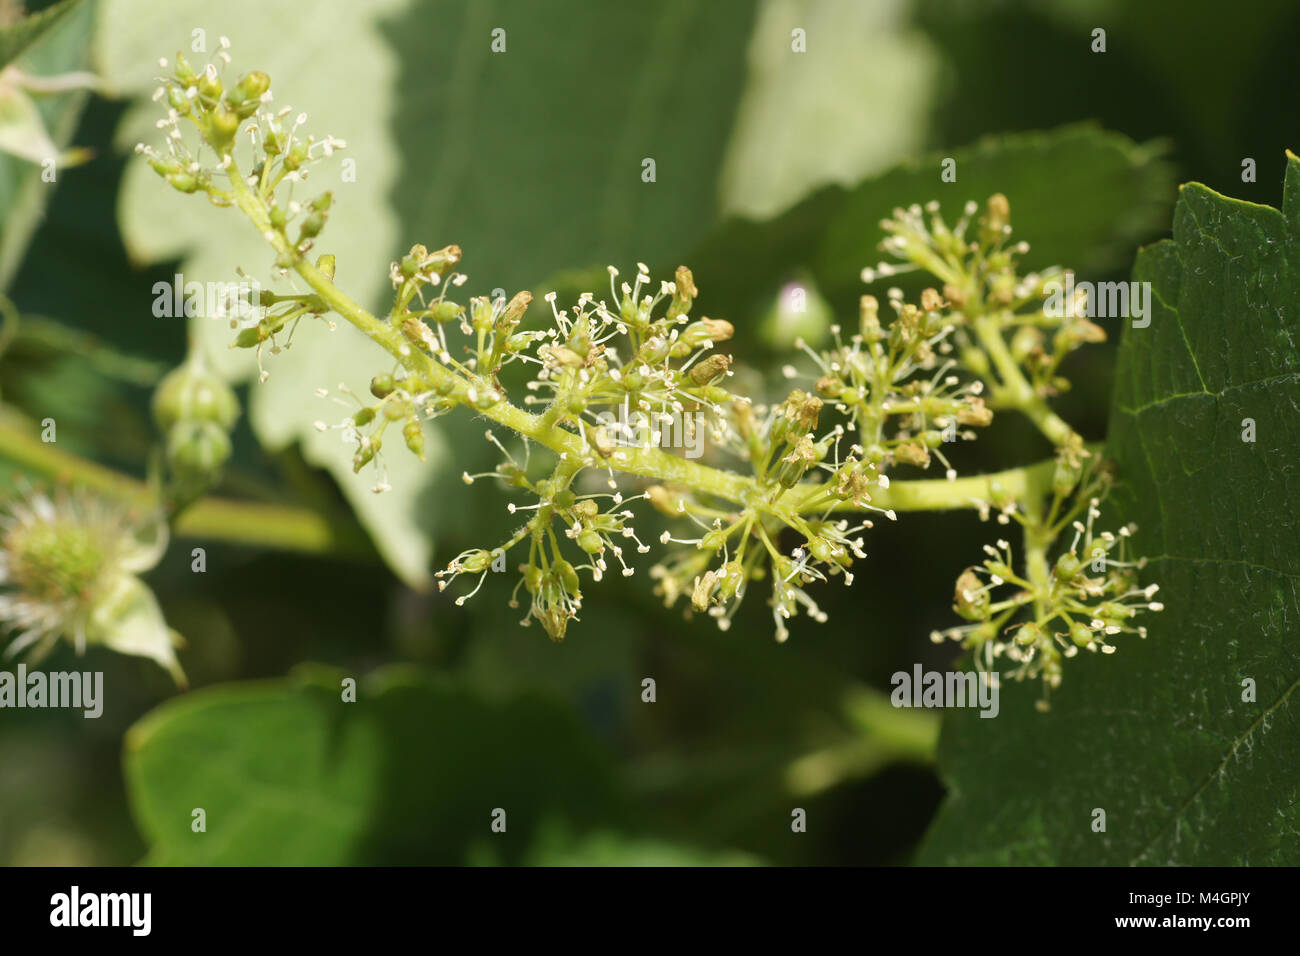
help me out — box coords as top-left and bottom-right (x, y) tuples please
(153, 355), (241, 508)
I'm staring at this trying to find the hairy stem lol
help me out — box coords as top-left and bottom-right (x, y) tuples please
(226, 160), (1066, 519)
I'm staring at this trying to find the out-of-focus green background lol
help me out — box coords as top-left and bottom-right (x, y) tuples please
(1, 0), (1295, 865)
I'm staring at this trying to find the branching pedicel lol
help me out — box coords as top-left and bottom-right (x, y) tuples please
(140, 44), (1163, 705)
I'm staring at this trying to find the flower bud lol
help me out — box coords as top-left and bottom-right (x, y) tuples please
(167, 421), (231, 475)
(227, 71), (270, 116)
(403, 418), (426, 460)
(637, 337), (670, 365)
(207, 105), (240, 153)
(1054, 551), (1082, 582)
(1053, 452), (1083, 497)
(777, 436), (816, 488)
(197, 65), (222, 101)
(953, 570), (989, 621)
(682, 317), (733, 347)
(986, 193), (1010, 232)
(460, 550), (492, 573)
(153, 363), (240, 432)
(173, 54), (198, 86)
(688, 353), (731, 386)
(1014, 622), (1042, 647)
(429, 301), (464, 323)
(548, 345), (584, 368)
(166, 171), (199, 193)
(859, 295), (881, 339)
(894, 442), (930, 468)
(667, 265), (697, 320)
(352, 435), (381, 472)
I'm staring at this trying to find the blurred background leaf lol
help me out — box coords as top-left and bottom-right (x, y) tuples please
(0, 0), (93, 290)
(130, 664), (632, 865)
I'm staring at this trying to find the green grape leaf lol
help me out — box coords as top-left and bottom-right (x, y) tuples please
(98, 0), (756, 585)
(685, 124), (1175, 331)
(125, 665), (620, 865)
(918, 153), (1300, 865)
(0, 0), (81, 71)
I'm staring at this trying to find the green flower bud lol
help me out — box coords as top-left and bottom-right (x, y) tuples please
(166, 86), (191, 114)
(716, 561), (744, 602)
(637, 337), (670, 364)
(233, 325), (267, 349)
(207, 105), (240, 153)
(577, 529), (604, 554)
(283, 141), (309, 171)
(1014, 622), (1042, 647)
(460, 550), (492, 573)
(173, 54), (198, 86)
(1054, 551), (1082, 582)
(299, 208), (328, 240)
(228, 71), (270, 113)
(430, 301), (464, 323)
(197, 67), (222, 101)
(777, 436), (816, 488)
(554, 559), (581, 597)
(167, 421), (232, 475)
(370, 373), (396, 398)
(166, 172), (199, 194)
(403, 418), (426, 460)
(960, 346), (990, 377)
(352, 436), (381, 473)
(1053, 452), (1084, 498)
(153, 362), (240, 432)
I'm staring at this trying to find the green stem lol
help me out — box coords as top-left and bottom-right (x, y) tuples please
(224, 161), (1067, 521)
(973, 313), (1076, 447)
(0, 417), (371, 558)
